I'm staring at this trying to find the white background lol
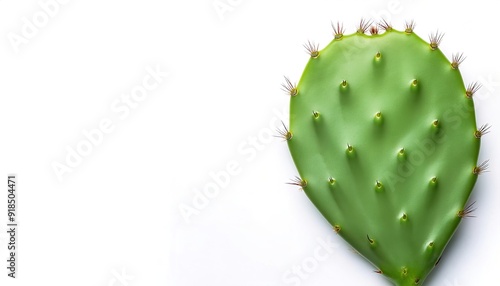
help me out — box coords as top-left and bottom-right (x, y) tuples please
(0, 0), (498, 285)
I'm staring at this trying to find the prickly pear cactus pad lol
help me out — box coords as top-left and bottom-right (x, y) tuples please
(282, 21), (489, 286)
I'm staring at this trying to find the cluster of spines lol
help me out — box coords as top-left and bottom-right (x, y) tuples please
(429, 31), (444, 50)
(405, 20), (415, 33)
(280, 20), (490, 283)
(332, 21), (345, 39)
(458, 201), (478, 218)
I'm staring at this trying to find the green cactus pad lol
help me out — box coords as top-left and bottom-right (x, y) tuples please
(286, 27), (484, 285)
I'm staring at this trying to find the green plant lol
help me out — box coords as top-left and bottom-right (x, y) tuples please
(282, 20), (489, 285)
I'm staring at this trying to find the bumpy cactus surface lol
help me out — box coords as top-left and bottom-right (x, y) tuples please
(283, 21), (488, 286)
